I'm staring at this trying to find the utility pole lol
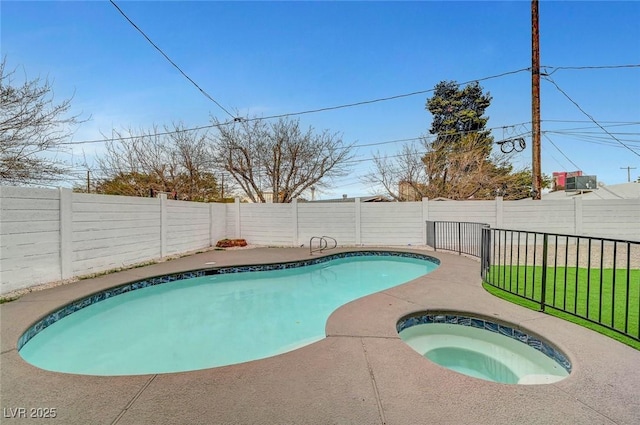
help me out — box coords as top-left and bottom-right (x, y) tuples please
(86, 170), (90, 193)
(620, 166), (636, 182)
(531, 0), (542, 200)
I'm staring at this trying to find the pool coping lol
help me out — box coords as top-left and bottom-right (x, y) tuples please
(2, 247), (639, 424)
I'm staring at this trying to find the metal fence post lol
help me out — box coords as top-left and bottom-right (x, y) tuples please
(480, 226), (487, 279)
(482, 226), (492, 279)
(540, 233), (548, 311)
(426, 221), (436, 251)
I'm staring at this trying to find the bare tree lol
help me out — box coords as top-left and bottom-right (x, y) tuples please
(363, 143), (428, 201)
(95, 124), (221, 201)
(212, 117), (354, 203)
(365, 133), (538, 201)
(422, 132), (495, 199)
(0, 57), (85, 184)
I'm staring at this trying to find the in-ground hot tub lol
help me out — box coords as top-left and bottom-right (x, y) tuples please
(397, 313), (571, 385)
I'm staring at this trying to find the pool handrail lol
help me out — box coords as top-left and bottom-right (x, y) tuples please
(310, 236), (337, 255)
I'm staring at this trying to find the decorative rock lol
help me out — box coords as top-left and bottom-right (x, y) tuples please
(216, 239), (248, 248)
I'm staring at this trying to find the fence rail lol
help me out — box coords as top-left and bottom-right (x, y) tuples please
(426, 221), (487, 258)
(428, 221), (640, 344)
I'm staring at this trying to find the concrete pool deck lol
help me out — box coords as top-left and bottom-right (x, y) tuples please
(1, 247), (639, 424)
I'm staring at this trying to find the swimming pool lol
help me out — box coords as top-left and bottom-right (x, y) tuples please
(19, 251), (438, 376)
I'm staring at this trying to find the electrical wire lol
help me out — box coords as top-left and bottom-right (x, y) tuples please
(543, 75), (640, 157)
(58, 117), (634, 148)
(52, 59), (637, 147)
(546, 132), (640, 148)
(542, 133), (583, 171)
(59, 67), (531, 146)
(545, 64), (640, 76)
(44, 55), (639, 188)
(109, 0), (236, 120)
(238, 67), (531, 123)
(352, 121), (533, 150)
(31, 126), (638, 188)
(521, 123), (582, 171)
(47, 121), (536, 189)
(544, 130), (640, 141)
(540, 144), (569, 171)
(542, 124), (640, 133)
(542, 119), (640, 125)
(548, 130), (640, 136)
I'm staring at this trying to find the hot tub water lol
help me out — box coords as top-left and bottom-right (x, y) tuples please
(399, 317), (570, 385)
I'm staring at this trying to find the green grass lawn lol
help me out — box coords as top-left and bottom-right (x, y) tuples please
(484, 265), (640, 350)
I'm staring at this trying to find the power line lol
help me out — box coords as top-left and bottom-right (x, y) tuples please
(545, 64), (640, 75)
(67, 121), (533, 169)
(54, 60), (638, 152)
(59, 67), (532, 146)
(353, 121), (532, 150)
(109, 0), (236, 120)
(239, 67), (532, 123)
(521, 123), (582, 171)
(542, 123), (640, 132)
(620, 166), (637, 182)
(354, 137), (423, 149)
(544, 129), (640, 138)
(545, 130), (640, 142)
(63, 124), (532, 170)
(543, 75), (640, 157)
(50, 127), (540, 188)
(542, 133), (583, 171)
(548, 133), (640, 148)
(542, 119), (640, 125)
(540, 144), (569, 171)
(545, 129), (640, 136)
(57, 115), (632, 147)
(60, 125), (217, 145)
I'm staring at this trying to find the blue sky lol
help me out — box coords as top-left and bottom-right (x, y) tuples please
(3, 1), (639, 198)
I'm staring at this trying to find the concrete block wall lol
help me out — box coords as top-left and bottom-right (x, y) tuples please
(230, 197), (640, 246)
(1, 186), (639, 294)
(210, 203), (227, 247)
(0, 188), (228, 295)
(71, 193), (161, 276)
(502, 199), (575, 234)
(426, 200), (497, 227)
(360, 202), (424, 246)
(165, 199), (210, 256)
(297, 202), (356, 246)
(239, 201), (295, 246)
(0, 187), (62, 294)
(581, 199), (640, 239)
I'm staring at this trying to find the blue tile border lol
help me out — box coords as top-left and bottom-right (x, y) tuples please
(397, 312), (572, 373)
(208, 250), (440, 275)
(18, 250), (439, 351)
(17, 270), (207, 351)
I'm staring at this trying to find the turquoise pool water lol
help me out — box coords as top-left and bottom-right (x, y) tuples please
(399, 321), (569, 384)
(426, 346), (520, 383)
(19, 254), (437, 376)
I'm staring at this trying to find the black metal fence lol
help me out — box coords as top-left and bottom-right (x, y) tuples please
(426, 221), (487, 258)
(428, 221), (640, 344)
